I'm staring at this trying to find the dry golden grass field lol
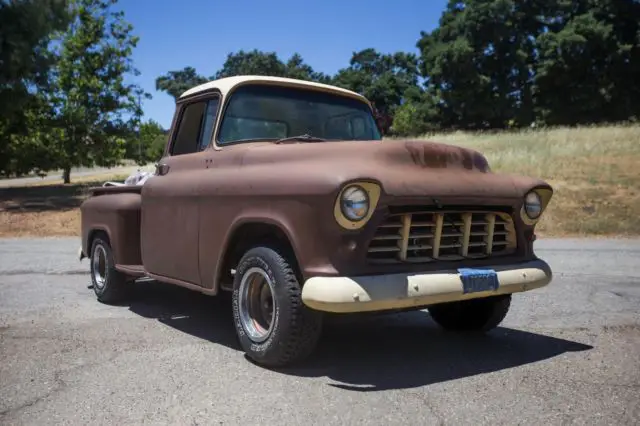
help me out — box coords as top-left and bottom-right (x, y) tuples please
(1, 124), (638, 238)
(413, 124), (640, 236)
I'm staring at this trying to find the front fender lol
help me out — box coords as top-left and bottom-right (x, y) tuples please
(198, 192), (344, 292)
(217, 213), (302, 275)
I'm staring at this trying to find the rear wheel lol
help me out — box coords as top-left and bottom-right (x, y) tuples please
(428, 294), (511, 332)
(90, 236), (131, 304)
(231, 246), (322, 368)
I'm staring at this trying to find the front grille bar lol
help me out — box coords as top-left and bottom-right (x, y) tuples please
(366, 210), (516, 264)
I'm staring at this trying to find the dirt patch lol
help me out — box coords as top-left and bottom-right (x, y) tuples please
(0, 175), (127, 237)
(0, 210), (80, 237)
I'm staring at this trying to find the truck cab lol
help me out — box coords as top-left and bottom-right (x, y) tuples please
(79, 75), (554, 368)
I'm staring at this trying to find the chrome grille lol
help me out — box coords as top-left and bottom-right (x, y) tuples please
(366, 210), (516, 264)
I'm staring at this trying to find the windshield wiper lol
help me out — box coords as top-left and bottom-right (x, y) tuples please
(275, 134), (326, 144)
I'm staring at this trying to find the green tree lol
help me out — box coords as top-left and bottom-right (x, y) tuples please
(332, 48), (420, 120)
(213, 49), (286, 78)
(155, 50), (332, 101)
(49, 0), (148, 183)
(417, 0), (640, 130)
(0, 0), (70, 176)
(124, 118), (166, 164)
(147, 133), (167, 161)
(0, 0), (70, 119)
(213, 49), (332, 82)
(417, 0), (552, 129)
(535, 0), (640, 124)
(155, 66), (208, 100)
(283, 53), (332, 83)
(1, 95), (62, 177)
(391, 86), (441, 136)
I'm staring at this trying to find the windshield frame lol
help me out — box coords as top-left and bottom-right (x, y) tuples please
(213, 82), (382, 147)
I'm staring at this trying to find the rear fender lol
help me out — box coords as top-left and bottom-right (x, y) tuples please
(80, 191), (142, 265)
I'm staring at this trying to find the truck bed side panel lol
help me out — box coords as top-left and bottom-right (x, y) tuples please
(80, 191), (142, 266)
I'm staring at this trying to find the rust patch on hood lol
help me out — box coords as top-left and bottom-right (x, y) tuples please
(402, 140), (491, 172)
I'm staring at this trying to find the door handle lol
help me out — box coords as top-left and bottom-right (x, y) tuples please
(155, 163), (170, 176)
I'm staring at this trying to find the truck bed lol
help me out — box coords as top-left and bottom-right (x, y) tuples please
(80, 185), (143, 268)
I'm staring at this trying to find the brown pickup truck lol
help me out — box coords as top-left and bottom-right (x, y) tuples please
(79, 75), (554, 368)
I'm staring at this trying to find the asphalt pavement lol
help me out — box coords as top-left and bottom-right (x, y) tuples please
(0, 237), (639, 425)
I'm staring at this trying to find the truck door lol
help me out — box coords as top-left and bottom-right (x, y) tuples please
(140, 94), (220, 285)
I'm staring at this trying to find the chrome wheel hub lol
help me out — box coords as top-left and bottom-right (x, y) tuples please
(238, 267), (276, 343)
(92, 245), (107, 289)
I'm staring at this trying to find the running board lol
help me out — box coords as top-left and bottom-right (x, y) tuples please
(115, 264), (146, 277)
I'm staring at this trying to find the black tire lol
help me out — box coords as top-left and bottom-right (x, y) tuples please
(231, 246), (323, 368)
(428, 294), (511, 332)
(89, 236), (131, 304)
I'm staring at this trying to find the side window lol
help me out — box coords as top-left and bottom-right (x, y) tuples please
(170, 97), (219, 155)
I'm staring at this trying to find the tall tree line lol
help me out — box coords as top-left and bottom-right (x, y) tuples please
(1, 0), (639, 179)
(157, 0), (640, 135)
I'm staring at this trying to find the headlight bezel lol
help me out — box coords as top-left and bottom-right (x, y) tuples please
(333, 181), (381, 230)
(519, 187), (553, 225)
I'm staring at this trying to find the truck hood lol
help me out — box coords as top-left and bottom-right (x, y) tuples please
(235, 139), (547, 200)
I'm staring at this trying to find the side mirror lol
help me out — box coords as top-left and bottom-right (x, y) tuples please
(154, 162), (170, 176)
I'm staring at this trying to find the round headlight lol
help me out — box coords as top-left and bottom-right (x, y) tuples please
(341, 185), (369, 221)
(524, 191), (542, 219)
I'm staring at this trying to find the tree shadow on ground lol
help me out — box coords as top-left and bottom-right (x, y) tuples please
(124, 280), (593, 391)
(0, 180), (106, 212)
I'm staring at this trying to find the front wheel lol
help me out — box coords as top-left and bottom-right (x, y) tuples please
(428, 294), (511, 332)
(231, 246), (322, 368)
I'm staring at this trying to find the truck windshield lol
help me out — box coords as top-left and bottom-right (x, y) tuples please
(217, 84), (382, 144)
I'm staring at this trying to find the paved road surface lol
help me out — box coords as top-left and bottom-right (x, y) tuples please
(1, 238), (639, 425)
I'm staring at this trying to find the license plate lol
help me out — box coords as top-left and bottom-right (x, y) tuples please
(457, 268), (499, 294)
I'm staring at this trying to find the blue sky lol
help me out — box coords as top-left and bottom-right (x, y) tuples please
(117, 0), (448, 128)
